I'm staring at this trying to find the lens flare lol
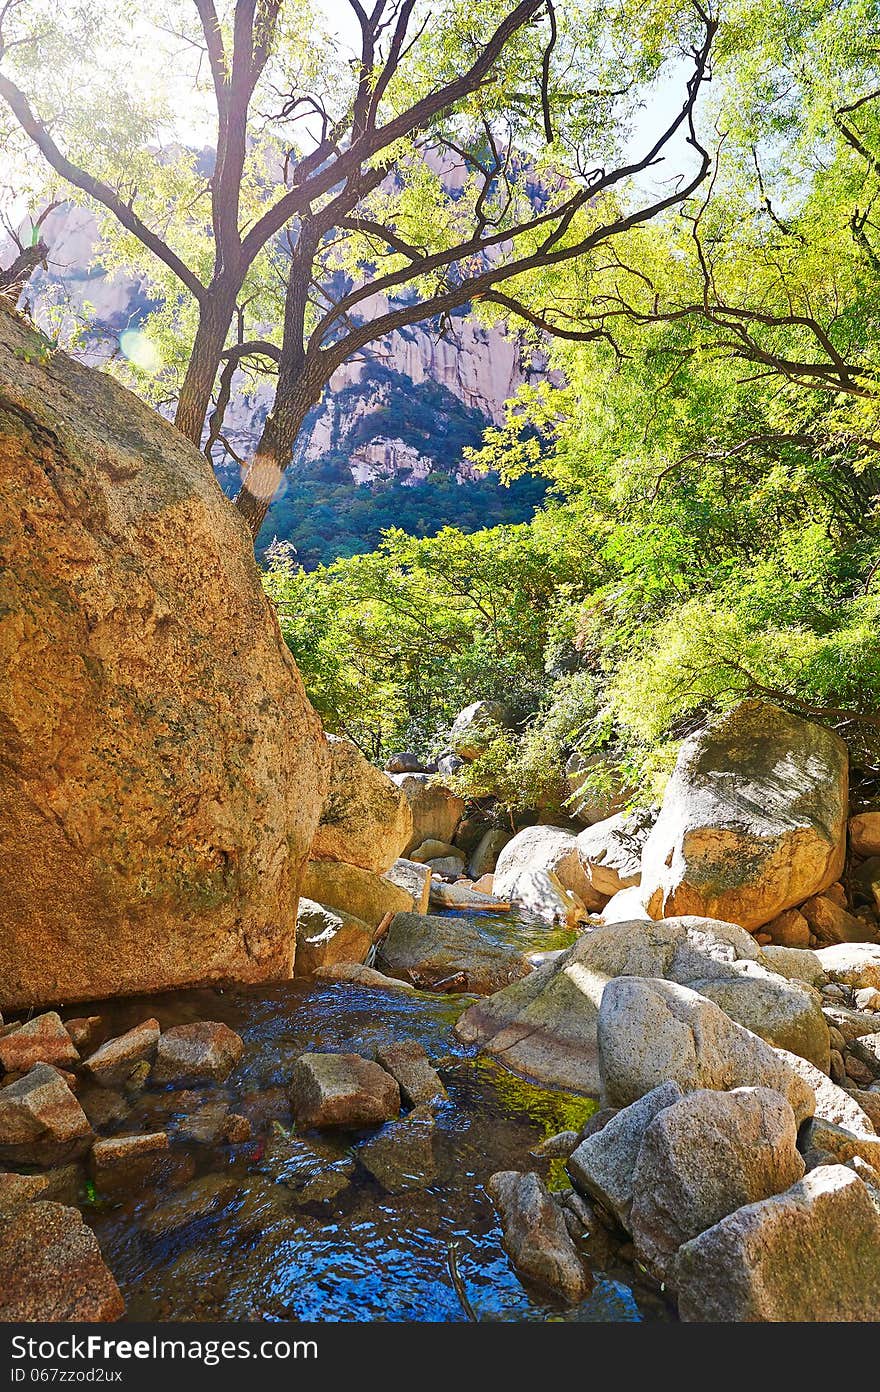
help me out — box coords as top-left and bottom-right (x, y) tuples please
(240, 453), (287, 502)
(119, 329), (162, 374)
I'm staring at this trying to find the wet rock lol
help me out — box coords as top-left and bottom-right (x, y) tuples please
(141, 1174), (239, 1235)
(641, 701), (847, 930)
(817, 942), (880, 991)
(676, 1165), (880, 1321)
(776, 1048), (876, 1133)
(40, 1164), (85, 1206)
(630, 1087), (805, 1285)
(469, 829), (511, 880)
(0, 1064), (93, 1166)
(531, 1131), (581, 1159)
(384, 858), (432, 914)
(377, 912), (531, 995)
(598, 978), (815, 1124)
(389, 773), (465, 856)
(294, 899), (372, 977)
(0, 1201), (124, 1321)
(311, 962), (416, 992)
(171, 1101), (251, 1146)
(63, 1017), (103, 1053)
(375, 1040), (447, 1108)
(849, 811), (880, 858)
(311, 734), (412, 874)
(0, 1170), (50, 1205)
(493, 825), (606, 924)
(357, 1105), (436, 1192)
(259, 1128), (355, 1204)
(76, 1083), (131, 1132)
(487, 1170), (592, 1303)
(0, 1012), (81, 1073)
(151, 1022), (243, 1087)
(301, 860), (415, 927)
(83, 1019), (160, 1089)
(290, 1053), (400, 1130)
(0, 307), (329, 1015)
(567, 1082), (683, 1228)
(800, 894), (875, 945)
(576, 811), (651, 897)
(90, 1132), (169, 1187)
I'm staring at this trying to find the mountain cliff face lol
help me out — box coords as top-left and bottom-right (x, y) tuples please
(9, 202), (548, 565)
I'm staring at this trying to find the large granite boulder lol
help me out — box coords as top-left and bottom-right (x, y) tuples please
(640, 702), (848, 930)
(377, 912), (531, 994)
(675, 1166), (880, 1321)
(389, 774), (465, 855)
(0, 1201), (124, 1321)
(310, 735), (412, 874)
(0, 306), (329, 1011)
(493, 825), (606, 924)
(597, 978), (816, 1123)
(300, 860), (414, 927)
(455, 916), (827, 1093)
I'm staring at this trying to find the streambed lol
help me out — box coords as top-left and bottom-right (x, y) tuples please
(76, 911), (670, 1323)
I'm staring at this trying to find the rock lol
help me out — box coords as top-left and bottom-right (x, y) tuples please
(0, 1012), (80, 1072)
(258, 1130), (355, 1204)
(390, 774), (465, 855)
(822, 1002), (880, 1042)
(450, 700), (509, 760)
(758, 945), (827, 988)
(301, 859), (414, 926)
(800, 894), (875, 945)
(384, 858), (432, 913)
(437, 754), (465, 778)
(411, 838), (460, 864)
(83, 1019), (160, 1089)
(312, 962), (416, 992)
(764, 908), (811, 948)
(800, 1115), (880, 1171)
(357, 1105), (436, 1191)
(640, 701), (848, 930)
(375, 1040), (447, 1107)
(310, 734), (412, 874)
(428, 880), (509, 911)
(691, 965), (829, 1071)
(776, 1048), (876, 1132)
(385, 752), (423, 775)
(468, 829), (511, 880)
(564, 751), (629, 827)
(425, 855), (468, 878)
(63, 1017), (103, 1053)
(598, 978), (815, 1123)
(294, 899), (372, 977)
(140, 1174), (238, 1235)
(600, 885), (649, 923)
(849, 1089), (880, 1132)
(817, 942), (880, 990)
(629, 1087), (805, 1284)
(855, 986), (880, 1010)
(90, 1132), (169, 1186)
(473, 874), (496, 894)
(0, 1064), (93, 1166)
(76, 1084), (131, 1132)
(40, 1164), (85, 1206)
(575, 810), (652, 897)
(493, 825), (606, 924)
(169, 1100), (250, 1146)
(850, 811), (880, 858)
(487, 1170), (592, 1302)
(150, 1022), (243, 1087)
(531, 1131), (581, 1159)
(0, 1201), (124, 1320)
(675, 1165), (880, 1321)
(377, 911), (531, 994)
(0, 1170), (51, 1205)
(456, 915), (823, 1094)
(567, 1082), (683, 1227)
(290, 1053), (400, 1129)
(846, 1054), (876, 1086)
(0, 307), (329, 1013)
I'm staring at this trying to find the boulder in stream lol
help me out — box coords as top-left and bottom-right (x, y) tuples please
(377, 912), (532, 994)
(0, 1063), (93, 1166)
(290, 1053), (400, 1130)
(0, 1201), (124, 1321)
(487, 1170), (592, 1303)
(150, 1022), (243, 1087)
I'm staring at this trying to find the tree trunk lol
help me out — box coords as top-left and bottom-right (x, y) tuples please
(234, 369), (318, 540)
(173, 292), (236, 446)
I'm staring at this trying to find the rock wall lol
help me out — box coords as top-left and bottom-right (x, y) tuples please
(0, 305), (330, 1011)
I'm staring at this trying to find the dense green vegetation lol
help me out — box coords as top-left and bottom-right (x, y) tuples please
(267, 0), (880, 814)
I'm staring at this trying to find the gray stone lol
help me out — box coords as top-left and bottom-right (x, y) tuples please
(629, 1087), (804, 1284)
(151, 1022), (243, 1087)
(469, 829), (512, 880)
(776, 1048), (876, 1133)
(377, 912), (531, 994)
(567, 1082), (683, 1227)
(450, 701), (510, 760)
(374, 1040), (447, 1107)
(357, 1105), (436, 1191)
(294, 899), (372, 977)
(575, 810), (652, 897)
(487, 1170), (592, 1303)
(493, 825), (606, 924)
(676, 1165), (880, 1321)
(384, 858), (432, 914)
(290, 1053), (400, 1130)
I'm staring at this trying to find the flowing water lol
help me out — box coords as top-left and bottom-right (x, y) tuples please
(71, 910), (671, 1323)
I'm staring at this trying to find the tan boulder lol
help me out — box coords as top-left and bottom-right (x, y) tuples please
(294, 899), (372, 977)
(384, 858), (432, 913)
(640, 701), (847, 931)
(800, 894), (875, 945)
(290, 1053), (400, 1130)
(493, 824), (606, 924)
(300, 860), (414, 927)
(311, 962), (416, 992)
(389, 774), (465, 855)
(0, 1201), (124, 1321)
(849, 811), (880, 858)
(764, 908), (811, 948)
(0, 306), (329, 1012)
(310, 735), (412, 874)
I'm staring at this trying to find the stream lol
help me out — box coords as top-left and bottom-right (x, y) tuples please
(73, 909), (671, 1323)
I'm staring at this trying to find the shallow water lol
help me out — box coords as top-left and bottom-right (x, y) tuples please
(71, 911), (670, 1323)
